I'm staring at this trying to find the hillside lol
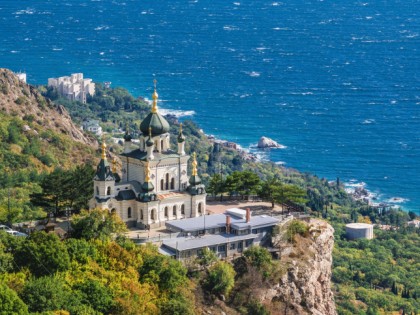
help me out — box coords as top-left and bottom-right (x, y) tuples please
(0, 69), (99, 222)
(0, 69), (98, 172)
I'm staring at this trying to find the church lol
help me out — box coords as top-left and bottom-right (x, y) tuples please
(89, 82), (206, 228)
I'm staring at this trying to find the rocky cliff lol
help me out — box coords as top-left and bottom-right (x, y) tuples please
(0, 68), (97, 147)
(265, 219), (337, 315)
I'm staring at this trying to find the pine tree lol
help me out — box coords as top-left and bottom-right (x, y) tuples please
(392, 281), (398, 295)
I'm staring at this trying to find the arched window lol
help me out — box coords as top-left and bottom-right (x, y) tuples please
(154, 140), (158, 151)
(106, 186), (111, 195)
(161, 139), (164, 151)
(171, 178), (175, 190)
(198, 203), (202, 214)
(128, 207), (132, 218)
(140, 209), (143, 220)
(160, 179), (164, 191)
(96, 186), (99, 195)
(151, 209), (156, 220)
(164, 207), (168, 218)
(165, 173), (169, 190)
(173, 205), (177, 216)
(111, 208), (116, 214)
(181, 204), (185, 215)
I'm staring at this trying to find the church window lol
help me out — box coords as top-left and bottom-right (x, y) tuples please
(171, 178), (175, 190)
(106, 186), (111, 195)
(164, 207), (168, 218)
(198, 202), (202, 214)
(173, 205), (177, 216)
(165, 173), (169, 190)
(128, 207), (132, 218)
(160, 179), (164, 191)
(161, 139), (164, 151)
(140, 209), (143, 220)
(96, 186), (99, 195)
(181, 204), (185, 215)
(151, 209), (156, 220)
(111, 208), (116, 214)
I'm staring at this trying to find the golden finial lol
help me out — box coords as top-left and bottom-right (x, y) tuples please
(151, 79), (158, 113)
(101, 141), (107, 160)
(144, 161), (151, 182)
(191, 152), (198, 176)
(112, 158), (117, 173)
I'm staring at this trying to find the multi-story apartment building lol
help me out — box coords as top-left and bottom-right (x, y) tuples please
(48, 73), (95, 104)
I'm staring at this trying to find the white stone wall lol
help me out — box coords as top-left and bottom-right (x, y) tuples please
(94, 180), (115, 197)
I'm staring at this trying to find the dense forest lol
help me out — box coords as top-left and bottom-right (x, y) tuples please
(0, 77), (419, 314)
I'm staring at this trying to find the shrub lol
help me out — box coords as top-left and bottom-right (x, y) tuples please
(204, 261), (235, 297)
(286, 220), (309, 242)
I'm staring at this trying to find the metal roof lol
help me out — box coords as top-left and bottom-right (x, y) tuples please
(115, 190), (136, 201)
(165, 213), (279, 233)
(162, 233), (257, 252)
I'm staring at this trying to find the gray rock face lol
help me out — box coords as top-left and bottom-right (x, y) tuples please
(265, 219), (337, 315)
(257, 136), (285, 149)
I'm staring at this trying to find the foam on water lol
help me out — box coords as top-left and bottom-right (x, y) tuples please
(1, 0), (418, 213)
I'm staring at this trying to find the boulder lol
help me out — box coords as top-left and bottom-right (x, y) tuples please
(257, 136), (285, 149)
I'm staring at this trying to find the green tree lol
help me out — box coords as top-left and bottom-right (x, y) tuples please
(207, 173), (226, 201)
(14, 231), (70, 276)
(246, 300), (270, 315)
(259, 178), (306, 209)
(286, 220), (308, 242)
(30, 168), (67, 215)
(408, 211), (416, 220)
(0, 240), (14, 273)
(62, 165), (95, 211)
(243, 246), (272, 271)
(20, 276), (72, 313)
(74, 279), (115, 313)
(204, 261), (236, 297)
(139, 246), (188, 293)
(71, 209), (127, 240)
(0, 283), (29, 315)
(196, 247), (218, 268)
(225, 171), (260, 199)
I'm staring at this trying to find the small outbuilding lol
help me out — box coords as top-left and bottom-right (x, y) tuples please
(346, 223), (374, 240)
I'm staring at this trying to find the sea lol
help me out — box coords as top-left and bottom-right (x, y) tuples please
(0, 0), (419, 213)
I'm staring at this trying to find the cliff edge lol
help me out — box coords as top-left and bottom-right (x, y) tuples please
(265, 219), (337, 315)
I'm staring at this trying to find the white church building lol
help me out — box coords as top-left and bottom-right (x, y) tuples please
(89, 82), (206, 228)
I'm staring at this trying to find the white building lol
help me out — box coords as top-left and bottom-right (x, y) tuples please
(346, 223), (374, 240)
(48, 73), (95, 104)
(82, 119), (102, 136)
(89, 84), (206, 228)
(162, 208), (279, 260)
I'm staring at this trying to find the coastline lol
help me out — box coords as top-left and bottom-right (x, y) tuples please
(161, 107), (414, 213)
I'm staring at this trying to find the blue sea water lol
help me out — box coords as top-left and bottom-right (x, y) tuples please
(0, 0), (419, 213)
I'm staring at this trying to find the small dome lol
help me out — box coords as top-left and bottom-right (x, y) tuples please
(177, 132), (186, 143)
(142, 181), (154, 192)
(140, 112), (170, 136)
(146, 136), (154, 147)
(189, 175), (201, 186)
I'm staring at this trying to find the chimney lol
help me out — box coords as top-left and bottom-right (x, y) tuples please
(246, 208), (251, 223)
(226, 215), (231, 234)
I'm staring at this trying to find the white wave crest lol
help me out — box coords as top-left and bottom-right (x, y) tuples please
(159, 109), (195, 118)
(386, 197), (409, 204)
